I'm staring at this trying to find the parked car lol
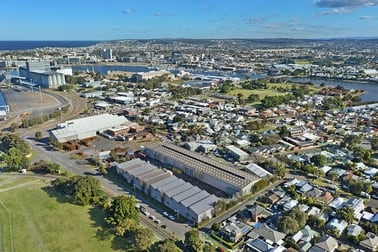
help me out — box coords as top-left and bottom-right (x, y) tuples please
(168, 215), (175, 221)
(162, 211), (169, 217)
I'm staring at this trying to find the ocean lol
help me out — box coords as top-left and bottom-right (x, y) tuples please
(0, 41), (100, 51)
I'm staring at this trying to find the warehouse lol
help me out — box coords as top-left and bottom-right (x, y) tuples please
(49, 113), (130, 143)
(225, 145), (249, 161)
(145, 142), (260, 196)
(113, 159), (219, 223)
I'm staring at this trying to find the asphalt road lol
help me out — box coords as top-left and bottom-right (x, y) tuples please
(23, 134), (190, 241)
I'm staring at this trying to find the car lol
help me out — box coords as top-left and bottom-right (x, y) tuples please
(162, 211), (169, 217)
(168, 215), (175, 221)
(154, 219), (161, 224)
(149, 215), (156, 221)
(161, 224), (167, 229)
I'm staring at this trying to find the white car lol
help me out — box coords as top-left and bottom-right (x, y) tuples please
(169, 215), (175, 221)
(162, 211), (169, 217)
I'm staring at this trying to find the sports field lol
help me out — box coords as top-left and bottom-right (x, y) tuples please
(0, 177), (119, 252)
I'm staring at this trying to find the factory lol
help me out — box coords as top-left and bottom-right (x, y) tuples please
(114, 158), (219, 223)
(49, 113), (130, 143)
(19, 61), (71, 88)
(144, 142), (260, 196)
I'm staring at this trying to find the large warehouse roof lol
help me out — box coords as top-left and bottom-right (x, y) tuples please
(146, 142), (260, 191)
(50, 113), (130, 143)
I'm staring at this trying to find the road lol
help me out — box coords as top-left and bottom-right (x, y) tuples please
(23, 134), (189, 241)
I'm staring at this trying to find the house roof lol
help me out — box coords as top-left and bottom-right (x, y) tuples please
(360, 232), (378, 250)
(248, 223), (286, 244)
(310, 234), (338, 252)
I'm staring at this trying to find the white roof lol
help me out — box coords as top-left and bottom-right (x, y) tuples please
(245, 163), (272, 178)
(51, 113), (129, 142)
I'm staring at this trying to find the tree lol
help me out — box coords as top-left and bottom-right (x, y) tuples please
(276, 216), (299, 235)
(310, 154), (327, 167)
(35, 131), (42, 139)
(52, 176), (103, 205)
(184, 228), (203, 252)
(150, 239), (181, 252)
(105, 195), (139, 226)
(371, 136), (378, 151)
(337, 206), (355, 224)
(211, 223), (221, 231)
(278, 126), (290, 138)
(2, 147), (29, 171)
(341, 134), (361, 150)
(133, 227), (154, 251)
(203, 243), (216, 252)
(237, 93), (244, 105)
(307, 215), (325, 229)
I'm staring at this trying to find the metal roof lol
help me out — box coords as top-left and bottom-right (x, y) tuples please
(146, 142), (259, 189)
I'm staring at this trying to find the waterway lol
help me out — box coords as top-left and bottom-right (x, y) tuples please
(290, 77), (378, 103)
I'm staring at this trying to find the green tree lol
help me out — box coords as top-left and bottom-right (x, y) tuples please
(336, 206), (355, 224)
(184, 228), (203, 252)
(341, 134), (361, 150)
(150, 239), (181, 252)
(133, 227), (154, 251)
(203, 243), (216, 252)
(2, 147), (29, 171)
(371, 136), (378, 151)
(105, 195), (139, 226)
(307, 215), (325, 229)
(279, 126), (290, 138)
(35, 131), (43, 139)
(276, 215), (300, 235)
(310, 154), (327, 167)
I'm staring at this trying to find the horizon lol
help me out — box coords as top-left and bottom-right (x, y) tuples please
(1, 0), (378, 40)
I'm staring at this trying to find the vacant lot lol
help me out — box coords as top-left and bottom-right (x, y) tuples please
(0, 177), (120, 252)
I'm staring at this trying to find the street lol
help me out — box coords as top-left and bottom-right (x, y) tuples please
(23, 133), (190, 241)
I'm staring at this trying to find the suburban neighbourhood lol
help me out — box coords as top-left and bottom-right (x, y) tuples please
(0, 38), (378, 252)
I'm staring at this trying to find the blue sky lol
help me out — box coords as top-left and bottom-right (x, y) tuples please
(1, 0), (378, 40)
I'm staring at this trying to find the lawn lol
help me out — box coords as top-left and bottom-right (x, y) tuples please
(228, 88), (286, 99)
(0, 177), (121, 252)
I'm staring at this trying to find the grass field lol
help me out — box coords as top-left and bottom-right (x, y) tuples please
(228, 88), (286, 99)
(0, 177), (121, 252)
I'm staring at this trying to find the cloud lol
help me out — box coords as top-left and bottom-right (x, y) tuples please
(154, 12), (176, 17)
(318, 7), (352, 15)
(122, 9), (136, 14)
(314, 0), (378, 8)
(247, 18), (263, 24)
(359, 15), (375, 19)
(314, 0), (378, 15)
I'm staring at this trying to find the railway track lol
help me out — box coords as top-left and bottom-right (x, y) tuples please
(139, 214), (174, 240)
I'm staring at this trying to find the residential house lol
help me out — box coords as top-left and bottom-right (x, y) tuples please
(248, 204), (273, 223)
(292, 225), (319, 244)
(327, 218), (348, 236)
(308, 234), (338, 252)
(247, 223), (286, 246)
(359, 232), (378, 252)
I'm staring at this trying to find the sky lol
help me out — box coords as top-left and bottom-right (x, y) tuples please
(1, 0), (378, 40)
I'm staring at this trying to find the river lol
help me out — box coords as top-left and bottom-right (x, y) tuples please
(290, 77), (378, 103)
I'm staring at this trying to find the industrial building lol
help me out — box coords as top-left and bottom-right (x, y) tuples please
(19, 61), (70, 88)
(225, 145), (249, 161)
(49, 113), (130, 143)
(144, 142), (260, 196)
(114, 158), (219, 223)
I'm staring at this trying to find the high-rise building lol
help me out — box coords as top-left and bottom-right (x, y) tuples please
(101, 48), (113, 61)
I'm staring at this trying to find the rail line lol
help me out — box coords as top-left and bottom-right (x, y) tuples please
(139, 214), (174, 240)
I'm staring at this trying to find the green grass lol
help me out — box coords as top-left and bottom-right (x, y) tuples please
(228, 88), (285, 99)
(0, 177), (121, 252)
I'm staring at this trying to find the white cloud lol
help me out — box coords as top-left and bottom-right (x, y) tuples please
(122, 9), (136, 14)
(154, 12), (176, 17)
(314, 0), (378, 8)
(314, 0), (378, 15)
